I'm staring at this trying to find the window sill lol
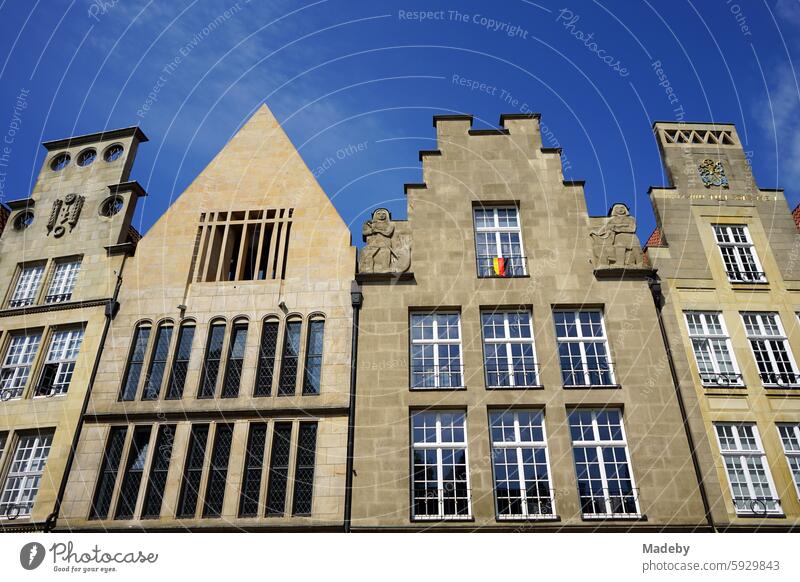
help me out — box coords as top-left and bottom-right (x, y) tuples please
(477, 275), (530, 280)
(32, 393), (67, 400)
(581, 513), (646, 521)
(497, 514), (560, 522)
(563, 384), (621, 390)
(410, 386), (467, 391)
(734, 512), (785, 519)
(411, 515), (474, 522)
(486, 384), (544, 390)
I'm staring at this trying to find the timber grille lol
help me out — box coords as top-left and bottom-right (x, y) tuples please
(177, 425), (209, 518)
(194, 209), (294, 282)
(203, 424), (234, 517)
(89, 427), (127, 520)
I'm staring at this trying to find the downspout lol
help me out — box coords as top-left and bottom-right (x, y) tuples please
(648, 276), (715, 532)
(44, 254), (127, 532)
(343, 280), (363, 533)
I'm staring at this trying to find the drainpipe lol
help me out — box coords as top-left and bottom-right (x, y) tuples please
(343, 280), (363, 533)
(647, 276), (715, 531)
(44, 255), (126, 532)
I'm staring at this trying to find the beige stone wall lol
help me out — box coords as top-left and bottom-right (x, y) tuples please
(59, 105), (356, 530)
(0, 128), (144, 529)
(351, 114), (708, 530)
(648, 122), (800, 530)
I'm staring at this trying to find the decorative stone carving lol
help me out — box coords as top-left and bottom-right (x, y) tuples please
(47, 193), (85, 238)
(699, 159), (729, 188)
(359, 208), (411, 274)
(590, 203), (644, 268)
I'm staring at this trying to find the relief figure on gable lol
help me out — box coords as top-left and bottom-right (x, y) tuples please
(359, 208), (411, 274)
(590, 203), (643, 268)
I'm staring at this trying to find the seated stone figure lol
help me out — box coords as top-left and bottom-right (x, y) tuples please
(590, 203), (644, 268)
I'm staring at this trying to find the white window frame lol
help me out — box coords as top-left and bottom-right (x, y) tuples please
(0, 333), (42, 401)
(481, 310), (539, 388)
(713, 224), (766, 283)
(684, 311), (742, 386)
(714, 422), (782, 516)
(569, 409), (641, 519)
(554, 309), (616, 387)
(473, 206), (527, 277)
(741, 312), (800, 388)
(777, 423), (800, 502)
(8, 264), (45, 308)
(489, 410), (555, 520)
(35, 328), (85, 397)
(45, 259), (81, 304)
(411, 411), (471, 520)
(0, 432), (53, 519)
(410, 313), (464, 389)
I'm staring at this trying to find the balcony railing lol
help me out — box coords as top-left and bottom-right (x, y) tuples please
(412, 486), (472, 520)
(486, 363), (541, 389)
(496, 486), (557, 520)
(578, 486), (641, 519)
(759, 371), (800, 388)
(0, 501), (33, 520)
(726, 270), (767, 283)
(477, 256), (527, 278)
(411, 365), (465, 389)
(33, 383), (68, 398)
(700, 372), (744, 387)
(0, 387), (23, 401)
(7, 297), (34, 308)
(44, 292), (73, 304)
(562, 366), (616, 388)
(732, 496), (782, 517)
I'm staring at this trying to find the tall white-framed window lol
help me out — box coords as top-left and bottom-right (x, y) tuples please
(410, 313), (463, 389)
(554, 309), (615, 387)
(714, 423), (781, 516)
(35, 328), (85, 397)
(0, 333), (42, 401)
(568, 409), (640, 519)
(481, 310), (538, 388)
(490, 410), (555, 519)
(741, 312), (800, 387)
(8, 264), (45, 308)
(45, 259), (81, 304)
(713, 224), (766, 283)
(777, 423), (800, 501)
(411, 410), (471, 520)
(684, 311), (742, 386)
(473, 206), (526, 277)
(0, 432), (53, 519)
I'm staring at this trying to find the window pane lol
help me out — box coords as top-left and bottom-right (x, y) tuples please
(198, 324), (226, 398)
(120, 326), (151, 401)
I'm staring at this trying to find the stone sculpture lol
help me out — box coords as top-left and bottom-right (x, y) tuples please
(590, 203), (644, 268)
(359, 208), (411, 274)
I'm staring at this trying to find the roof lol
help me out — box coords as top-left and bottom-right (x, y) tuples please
(793, 203), (800, 229)
(645, 227), (666, 248)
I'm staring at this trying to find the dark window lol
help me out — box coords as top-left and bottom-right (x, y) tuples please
(198, 323), (226, 398)
(302, 320), (324, 395)
(254, 321), (279, 396)
(278, 321), (301, 396)
(142, 324), (173, 400)
(292, 423), (318, 515)
(202, 425), (234, 518)
(89, 427), (127, 520)
(141, 425), (175, 519)
(177, 424), (209, 518)
(114, 426), (152, 520)
(265, 422), (292, 516)
(239, 423), (267, 517)
(166, 324), (195, 400)
(120, 325), (151, 400)
(222, 323), (248, 398)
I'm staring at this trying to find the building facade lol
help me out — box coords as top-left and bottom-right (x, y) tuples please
(350, 114), (710, 531)
(645, 122), (800, 531)
(0, 127), (147, 531)
(57, 105), (356, 531)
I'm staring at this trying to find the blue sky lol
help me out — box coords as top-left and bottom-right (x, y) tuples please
(1, 0), (799, 243)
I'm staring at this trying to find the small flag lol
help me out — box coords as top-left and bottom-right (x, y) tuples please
(493, 257), (506, 277)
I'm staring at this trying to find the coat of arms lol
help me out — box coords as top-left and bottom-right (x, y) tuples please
(698, 159), (729, 188)
(47, 193), (85, 238)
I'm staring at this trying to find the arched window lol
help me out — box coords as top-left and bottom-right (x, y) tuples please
(277, 318), (302, 396)
(302, 317), (325, 395)
(141, 322), (174, 400)
(198, 321), (226, 399)
(166, 322), (196, 400)
(119, 323), (151, 401)
(254, 317), (279, 397)
(222, 319), (248, 398)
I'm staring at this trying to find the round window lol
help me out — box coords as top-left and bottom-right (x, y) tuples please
(13, 211), (34, 230)
(103, 144), (124, 162)
(99, 195), (124, 217)
(50, 153), (70, 171)
(77, 148), (97, 167)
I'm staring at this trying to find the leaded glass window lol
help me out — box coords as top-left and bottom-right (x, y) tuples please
(166, 324), (194, 400)
(292, 423), (317, 515)
(278, 320), (301, 396)
(266, 423), (292, 516)
(222, 322), (247, 398)
(89, 427), (127, 520)
(115, 426), (152, 519)
(120, 325), (151, 401)
(203, 424), (233, 517)
(302, 320), (324, 395)
(177, 424), (209, 518)
(141, 425), (175, 519)
(239, 423), (267, 517)
(142, 324), (173, 400)
(254, 320), (279, 396)
(198, 323), (226, 398)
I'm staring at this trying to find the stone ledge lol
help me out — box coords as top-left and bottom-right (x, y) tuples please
(355, 271), (415, 284)
(0, 298), (111, 318)
(593, 267), (657, 280)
